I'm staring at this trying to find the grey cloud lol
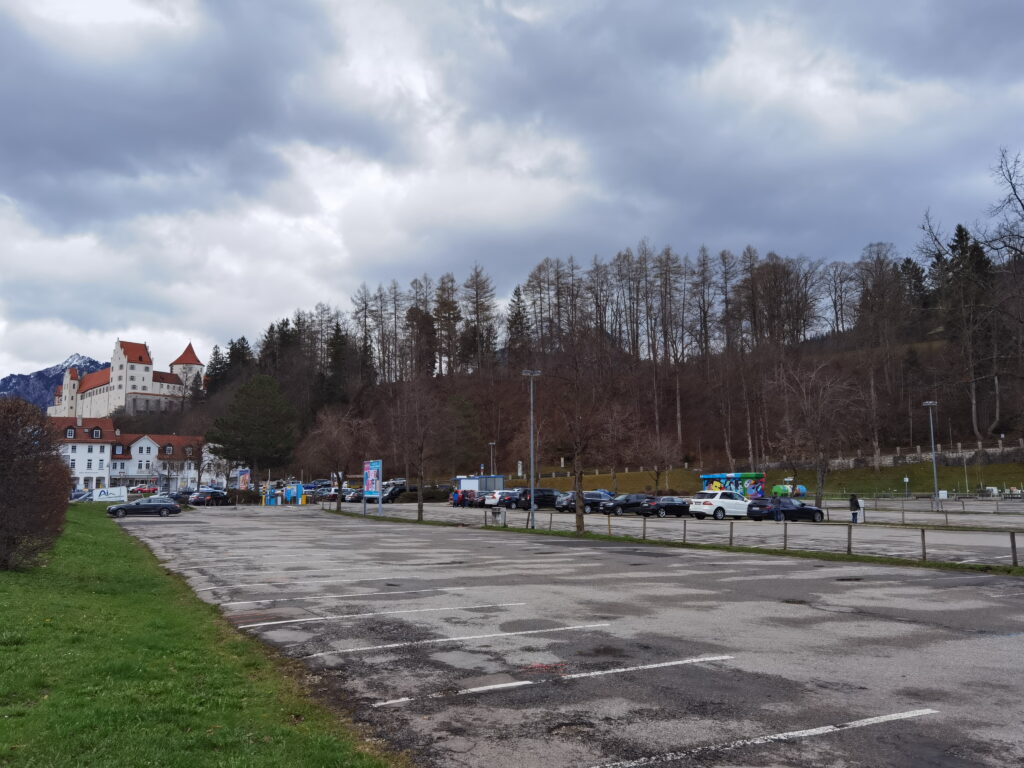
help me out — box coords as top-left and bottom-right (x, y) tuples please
(0, 0), (398, 231)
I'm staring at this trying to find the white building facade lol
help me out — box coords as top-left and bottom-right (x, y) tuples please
(47, 340), (204, 419)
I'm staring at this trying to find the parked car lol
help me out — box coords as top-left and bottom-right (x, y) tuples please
(748, 497), (825, 523)
(690, 490), (748, 520)
(555, 490), (612, 513)
(168, 490), (194, 503)
(107, 497), (181, 518)
(483, 489), (516, 507)
(315, 487), (340, 501)
(600, 493), (654, 516)
(129, 484), (158, 494)
(382, 484), (416, 503)
(504, 487), (559, 510)
(638, 495), (691, 517)
(189, 490), (229, 506)
(344, 489), (364, 503)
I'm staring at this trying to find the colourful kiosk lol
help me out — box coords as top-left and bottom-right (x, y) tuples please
(700, 472), (766, 498)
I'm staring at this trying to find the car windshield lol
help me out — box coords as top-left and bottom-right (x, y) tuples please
(612, 494), (629, 501)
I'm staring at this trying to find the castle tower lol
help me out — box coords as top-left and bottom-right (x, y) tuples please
(169, 343), (205, 393)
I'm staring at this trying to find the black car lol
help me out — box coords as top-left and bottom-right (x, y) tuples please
(600, 493), (654, 516)
(554, 491), (612, 513)
(638, 495), (691, 517)
(382, 484), (417, 503)
(748, 497), (825, 523)
(107, 497), (181, 518)
(189, 490), (230, 506)
(505, 487), (559, 510)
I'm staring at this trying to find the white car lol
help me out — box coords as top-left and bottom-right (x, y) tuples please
(483, 490), (514, 507)
(690, 490), (748, 520)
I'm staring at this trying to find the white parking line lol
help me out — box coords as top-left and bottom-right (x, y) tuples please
(222, 587), (468, 607)
(238, 602), (527, 629)
(586, 708), (939, 767)
(303, 622), (612, 658)
(589, 708), (937, 768)
(372, 655), (733, 707)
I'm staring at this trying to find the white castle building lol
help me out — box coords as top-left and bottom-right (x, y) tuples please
(47, 340), (204, 419)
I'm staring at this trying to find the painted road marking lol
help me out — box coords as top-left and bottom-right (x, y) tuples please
(372, 655), (733, 707)
(303, 622), (612, 658)
(222, 587), (468, 607)
(586, 708), (940, 767)
(238, 602), (527, 629)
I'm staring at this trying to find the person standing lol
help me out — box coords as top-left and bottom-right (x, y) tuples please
(771, 493), (783, 522)
(849, 493), (860, 523)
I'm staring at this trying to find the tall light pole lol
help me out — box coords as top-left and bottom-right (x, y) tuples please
(488, 441), (496, 476)
(522, 370), (541, 529)
(923, 400), (940, 507)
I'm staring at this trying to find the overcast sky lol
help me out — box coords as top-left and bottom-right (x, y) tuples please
(1, 0), (1021, 376)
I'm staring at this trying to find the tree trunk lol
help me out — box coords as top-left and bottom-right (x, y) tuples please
(574, 463), (585, 533)
(416, 468), (424, 522)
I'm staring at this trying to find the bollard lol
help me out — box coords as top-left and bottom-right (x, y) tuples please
(483, 510), (487, 527)
(784, 522), (788, 550)
(607, 515), (612, 536)
(549, 512), (553, 530)
(643, 516), (647, 540)
(729, 521), (734, 546)
(920, 528), (927, 561)
(825, 506), (830, 522)
(682, 519), (687, 544)
(1012, 532), (1019, 567)
(901, 497), (905, 524)
(944, 507), (949, 526)
(847, 524), (852, 555)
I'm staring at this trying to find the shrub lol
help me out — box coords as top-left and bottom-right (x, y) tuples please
(0, 398), (71, 570)
(228, 488), (262, 505)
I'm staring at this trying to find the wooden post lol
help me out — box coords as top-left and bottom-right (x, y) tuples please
(901, 496), (905, 524)
(483, 510), (487, 527)
(846, 524), (852, 555)
(920, 528), (927, 561)
(607, 515), (611, 536)
(1011, 532), (1018, 567)
(642, 516), (647, 540)
(682, 519), (687, 544)
(549, 512), (553, 530)
(784, 522), (788, 550)
(944, 507), (949, 526)
(729, 521), (734, 547)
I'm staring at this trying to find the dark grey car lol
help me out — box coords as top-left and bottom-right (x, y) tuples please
(107, 496), (181, 518)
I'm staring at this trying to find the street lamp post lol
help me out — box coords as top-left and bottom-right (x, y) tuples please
(522, 370), (541, 529)
(923, 401), (940, 508)
(488, 441), (496, 476)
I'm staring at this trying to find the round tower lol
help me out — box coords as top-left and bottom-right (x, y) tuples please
(169, 343), (205, 392)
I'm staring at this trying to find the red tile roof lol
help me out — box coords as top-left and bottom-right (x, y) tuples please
(153, 371), (183, 385)
(78, 368), (111, 394)
(170, 342), (203, 367)
(119, 341), (152, 365)
(50, 417), (116, 442)
(68, 367), (79, 381)
(55, 384), (63, 396)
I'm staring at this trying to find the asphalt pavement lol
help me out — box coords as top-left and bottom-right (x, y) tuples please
(120, 505), (1024, 767)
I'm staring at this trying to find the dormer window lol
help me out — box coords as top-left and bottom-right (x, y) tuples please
(92, 428), (101, 438)
(66, 428), (74, 438)
(164, 445), (173, 455)
(116, 444), (124, 454)
(185, 446), (193, 457)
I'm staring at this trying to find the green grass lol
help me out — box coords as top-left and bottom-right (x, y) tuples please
(0, 503), (395, 768)
(524, 461), (1024, 497)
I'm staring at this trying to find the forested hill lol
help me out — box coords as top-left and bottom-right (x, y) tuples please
(122, 151), (1024, 487)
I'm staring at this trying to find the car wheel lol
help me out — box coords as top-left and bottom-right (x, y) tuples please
(116, 509), (126, 518)
(695, 513), (706, 520)
(713, 507), (726, 520)
(813, 510), (824, 523)
(657, 509), (666, 518)
(613, 506), (623, 516)
(159, 508), (170, 517)
(584, 504), (592, 514)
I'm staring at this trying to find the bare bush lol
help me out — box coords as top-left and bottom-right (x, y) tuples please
(0, 398), (72, 570)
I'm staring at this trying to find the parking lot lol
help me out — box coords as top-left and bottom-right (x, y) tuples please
(330, 500), (1024, 566)
(123, 506), (1024, 767)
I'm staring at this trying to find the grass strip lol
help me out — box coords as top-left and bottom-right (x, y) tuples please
(325, 508), (1024, 577)
(0, 502), (396, 768)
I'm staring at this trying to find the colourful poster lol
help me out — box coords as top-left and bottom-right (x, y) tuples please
(363, 459), (382, 498)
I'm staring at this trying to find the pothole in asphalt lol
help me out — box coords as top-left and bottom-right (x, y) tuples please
(782, 599), (809, 605)
(835, 577), (864, 582)
(548, 720), (595, 736)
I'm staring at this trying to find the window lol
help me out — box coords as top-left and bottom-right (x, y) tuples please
(116, 444), (123, 454)
(119, 364), (123, 370)
(130, 364), (135, 370)
(66, 428), (74, 438)
(99, 445), (105, 454)
(145, 461), (150, 470)
(142, 386), (147, 391)
(129, 375), (135, 381)
(99, 460), (104, 470)
(144, 366), (149, 372)
(165, 445), (172, 455)
(70, 459), (76, 469)
(92, 428), (101, 438)
(146, 446), (152, 454)
(185, 447), (193, 457)
(71, 445), (77, 453)
(88, 445), (94, 453)
(87, 460), (93, 470)
(117, 375), (122, 380)
(137, 461), (142, 471)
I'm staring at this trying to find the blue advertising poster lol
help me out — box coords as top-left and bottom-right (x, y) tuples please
(363, 459), (382, 498)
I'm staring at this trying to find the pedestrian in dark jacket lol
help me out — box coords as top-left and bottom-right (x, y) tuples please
(772, 493), (783, 522)
(849, 494), (859, 512)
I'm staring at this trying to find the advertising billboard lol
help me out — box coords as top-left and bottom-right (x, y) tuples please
(363, 459), (382, 498)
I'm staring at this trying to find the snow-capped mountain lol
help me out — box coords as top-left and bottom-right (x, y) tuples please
(0, 354), (107, 410)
